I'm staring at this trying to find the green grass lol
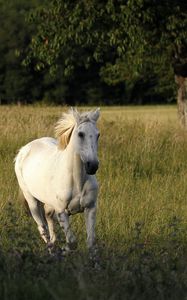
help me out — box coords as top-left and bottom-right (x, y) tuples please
(1, 105), (187, 299)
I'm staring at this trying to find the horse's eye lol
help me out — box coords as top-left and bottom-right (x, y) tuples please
(78, 131), (85, 138)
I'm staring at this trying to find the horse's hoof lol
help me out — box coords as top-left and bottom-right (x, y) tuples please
(61, 242), (77, 255)
(88, 246), (101, 269)
(61, 246), (70, 256)
(47, 243), (55, 255)
(68, 240), (77, 250)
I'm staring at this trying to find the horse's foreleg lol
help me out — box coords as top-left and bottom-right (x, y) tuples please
(57, 212), (77, 251)
(84, 206), (100, 269)
(84, 206), (96, 250)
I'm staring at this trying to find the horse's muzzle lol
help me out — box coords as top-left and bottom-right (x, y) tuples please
(85, 160), (99, 175)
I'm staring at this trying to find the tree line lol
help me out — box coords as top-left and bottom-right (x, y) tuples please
(0, 0), (187, 109)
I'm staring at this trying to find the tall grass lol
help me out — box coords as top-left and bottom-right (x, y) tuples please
(1, 105), (187, 299)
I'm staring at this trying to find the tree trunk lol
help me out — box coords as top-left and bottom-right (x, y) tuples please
(175, 75), (187, 128)
(173, 44), (187, 127)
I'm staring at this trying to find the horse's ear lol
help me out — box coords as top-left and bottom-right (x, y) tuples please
(71, 107), (80, 124)
(90, 108), (100, 122)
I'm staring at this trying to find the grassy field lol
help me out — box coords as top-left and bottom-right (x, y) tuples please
(1, 105), (187, 299)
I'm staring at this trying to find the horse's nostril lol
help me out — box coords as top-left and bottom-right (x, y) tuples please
(85, 160), (99, 175)
(86, 161), (91, 168)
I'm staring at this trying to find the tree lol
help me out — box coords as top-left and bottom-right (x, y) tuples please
(0, 0), (49, 104)
(26, 0), (187, 120)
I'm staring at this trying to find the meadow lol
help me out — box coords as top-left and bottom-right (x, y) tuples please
(1, 105), (187, 299)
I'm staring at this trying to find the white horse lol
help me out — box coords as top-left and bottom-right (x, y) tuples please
(14, 108), (100, 252)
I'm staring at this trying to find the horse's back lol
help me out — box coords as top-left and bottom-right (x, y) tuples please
(15, 137), (56, 168)
(15, 137), (58, 198)
(34, 137), (57, 147)
(26, 137), (57, 152)
(17, 136), (56, 156)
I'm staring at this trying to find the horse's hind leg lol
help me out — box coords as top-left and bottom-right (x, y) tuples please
(23, 191), (49, 243)
(57, 212), (77, 251)
(44, 204), (56, 245)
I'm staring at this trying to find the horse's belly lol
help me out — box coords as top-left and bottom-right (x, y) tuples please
(22, 159), (52, 202)
(21, 149), (64, 205)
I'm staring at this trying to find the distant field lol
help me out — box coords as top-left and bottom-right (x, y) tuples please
(1, 105), (187, 300)
(101, 105), (178, 122)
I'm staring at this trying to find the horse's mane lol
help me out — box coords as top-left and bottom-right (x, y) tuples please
(54, 109), (91, 150)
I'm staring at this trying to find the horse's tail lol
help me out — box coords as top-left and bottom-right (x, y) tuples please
(18, 188), (31, 216)
(14, 144), (31, 192)
(14, 145), (45, 219)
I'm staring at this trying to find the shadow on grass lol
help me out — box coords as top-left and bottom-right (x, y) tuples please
(1, 204), (187, 300)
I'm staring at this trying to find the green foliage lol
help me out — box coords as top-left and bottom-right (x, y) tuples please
(25, 0), (187, 103)
(0, 0), (47, 103)
(1, 1), (187, 104)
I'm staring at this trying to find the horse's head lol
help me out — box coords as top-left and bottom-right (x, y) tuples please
(73, 108), (100, 175)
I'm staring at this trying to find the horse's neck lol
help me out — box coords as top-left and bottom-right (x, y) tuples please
(73, 153), (86, 192)
(65, 140), (86, 193)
